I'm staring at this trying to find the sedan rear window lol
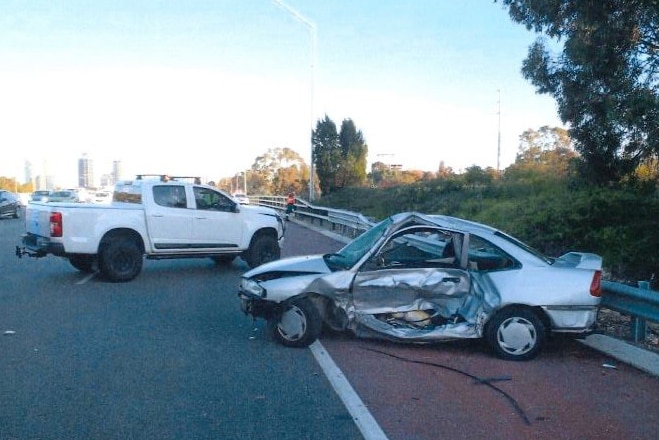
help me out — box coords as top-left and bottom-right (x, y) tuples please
(494, 231), (553, 265)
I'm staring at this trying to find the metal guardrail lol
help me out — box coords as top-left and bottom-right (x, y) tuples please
(601, 281), (657, 342)
(252, 194), (659, 343)
(251, 195), (374, 237)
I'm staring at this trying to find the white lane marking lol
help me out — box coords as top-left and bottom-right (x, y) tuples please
(310, 341), (389, 440)
(76, 273), (96, 285)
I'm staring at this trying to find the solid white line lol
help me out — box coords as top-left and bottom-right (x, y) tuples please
(310, 341), (389, 440)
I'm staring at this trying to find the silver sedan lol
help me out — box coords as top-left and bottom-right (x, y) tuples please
(238, 212), (603, 361)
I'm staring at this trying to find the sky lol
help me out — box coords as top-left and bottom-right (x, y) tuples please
(0, 0), (565, 189)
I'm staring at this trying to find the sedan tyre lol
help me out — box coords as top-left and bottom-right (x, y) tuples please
(270, 297), (322, 348)
(485, 307), (546, 361)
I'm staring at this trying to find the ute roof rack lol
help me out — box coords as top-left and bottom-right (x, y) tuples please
(135, 174), (202, 184)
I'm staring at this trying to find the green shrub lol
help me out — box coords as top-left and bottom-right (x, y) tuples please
(318, 179), (659, 285)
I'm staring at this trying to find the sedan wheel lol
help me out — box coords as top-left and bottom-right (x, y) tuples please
(485, 307), (546, 361)
(270, 298), (321, 348)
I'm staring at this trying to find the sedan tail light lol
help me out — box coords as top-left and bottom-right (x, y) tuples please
(589, 270), (602, 297)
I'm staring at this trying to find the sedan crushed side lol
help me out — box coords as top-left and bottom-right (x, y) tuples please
(238, 212), (603, 361)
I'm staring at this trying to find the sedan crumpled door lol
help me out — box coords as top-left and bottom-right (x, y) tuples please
(349, 226), (482, 341)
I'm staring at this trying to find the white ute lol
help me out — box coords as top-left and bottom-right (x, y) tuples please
(17, 175), (285, 282)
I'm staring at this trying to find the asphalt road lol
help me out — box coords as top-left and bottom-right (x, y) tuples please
(1, 213), (361, 440)
(2, 212), (658, 440)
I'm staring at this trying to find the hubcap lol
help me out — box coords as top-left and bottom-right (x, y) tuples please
(497, 316), (537, 355)
(277, 305), (307, 341)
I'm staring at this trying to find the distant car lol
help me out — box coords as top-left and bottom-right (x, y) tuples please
(0, 190), (21, 218)
(47, 190), (81, 203)
(232, 193), (250, 205)
(238, 212), (603, 361)
(31, 190), (51, 202)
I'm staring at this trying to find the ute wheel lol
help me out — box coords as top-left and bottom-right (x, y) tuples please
(69, 254), (95, 273)
(99, 239), (143, 282)
(485, 307), (546, 361)
(245, 234), (280, 268)
(270, 297), (322, 348)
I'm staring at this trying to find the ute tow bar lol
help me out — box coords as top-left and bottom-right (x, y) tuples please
(15, 246), (42, 259)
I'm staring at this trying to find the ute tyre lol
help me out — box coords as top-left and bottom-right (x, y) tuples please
(270, 298), (322, 348)
(69, 254), (95, 273)
(99, 239), (143, 282)
(245, 234), (280, 268)
(485, 307), (546, 361)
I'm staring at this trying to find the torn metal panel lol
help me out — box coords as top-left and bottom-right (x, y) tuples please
(352, 312), (482, 341)
(351, 267), (471, 314)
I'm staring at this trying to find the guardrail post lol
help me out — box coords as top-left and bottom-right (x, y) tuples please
(631, 281), (650, 342)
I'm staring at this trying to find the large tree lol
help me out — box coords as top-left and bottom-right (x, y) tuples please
(248, 147), (309, 195)
(336, 119), (368, 189)
(499, 0), (659, 183)
(505, 126), (579, 182)
(312, 115), (369, 195)
(312, 115), (341, 196)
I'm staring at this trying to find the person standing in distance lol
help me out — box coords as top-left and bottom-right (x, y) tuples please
(285, 192), (296, 220)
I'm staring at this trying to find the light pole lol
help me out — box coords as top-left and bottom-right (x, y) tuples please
(497, 89), (501, 172)
(272, 0), (316, 201)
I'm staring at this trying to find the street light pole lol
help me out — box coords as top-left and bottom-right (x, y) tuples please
(272, 0), (316, 201)
(497, 89), (502, 172)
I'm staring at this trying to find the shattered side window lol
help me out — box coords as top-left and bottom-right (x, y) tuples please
(371, 227), (458, 269)
(468, 235), (519, 271)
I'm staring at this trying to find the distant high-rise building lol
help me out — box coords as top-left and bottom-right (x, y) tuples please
(99, 174), (113, 188)
(35, 160), (53, 190)
(78, 154), (95, 188)
(24, 161), (33, 185)
(112, 160), (124, 183)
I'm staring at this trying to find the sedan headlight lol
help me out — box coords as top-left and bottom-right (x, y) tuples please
(240, 277), (266, 298)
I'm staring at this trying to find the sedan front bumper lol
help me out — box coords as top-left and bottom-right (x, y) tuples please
(239, 292), (281, 320)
